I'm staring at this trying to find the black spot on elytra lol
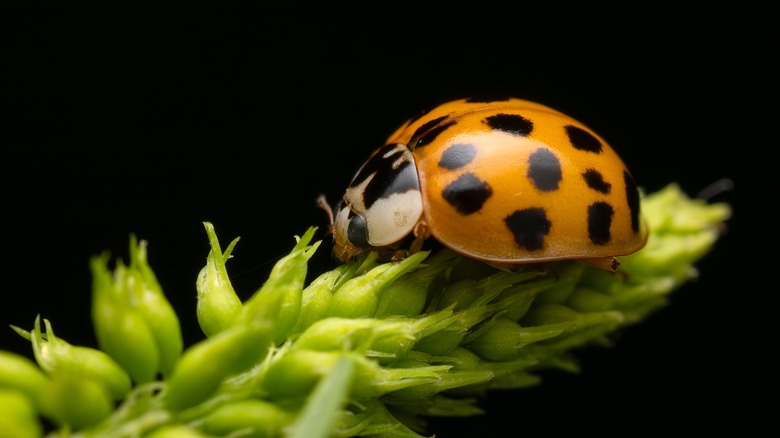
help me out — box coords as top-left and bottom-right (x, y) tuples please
(414, 119), (456, 149)
(504, 208), (551, 251)
(582, 169), (611, 194)
(588, 201), (614, 245)
(484, 113), (534, 136)
(624, 170), (642, 233)
(565, 125), (602, 153)
(438, 143), (477, 170)
(528, 148), (562, 191)
(410, 115), (447, 141)
(405, 107), (434, 126)
(350, 143), (419, 209)
(442, 172), (493, 215)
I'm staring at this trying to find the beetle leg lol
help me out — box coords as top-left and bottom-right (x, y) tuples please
(408, 221), (433, 255)
(579, 256), (620, 272)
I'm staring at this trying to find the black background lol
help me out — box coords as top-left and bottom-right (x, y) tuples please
(2, 6), (775, 436)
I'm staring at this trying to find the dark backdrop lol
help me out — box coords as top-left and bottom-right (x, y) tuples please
(2, 7), (774, 436)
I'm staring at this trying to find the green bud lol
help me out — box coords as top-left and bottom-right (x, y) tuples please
(445, 346), (483, 370)
(293, 310), (451, 363)
(372, 311), (455, 363)
(372, 273), (431, 318)
(375, 249), (460, 317)
(126, 236), (183, 378)
(0, 350), (49, 410)
(621, 233), (718, 280)
(261, 349), (338, 400)
(39, 374), (113, 429)
(238, 227), (320, 345)
(641, 183), (732, 235)
(413, 302), (500, 356)
(494, 275), (559, 321)
(91, 253), (160, 383)
(15, 317), (131, 401)
(532, 262), (584, 305)
(394, 393), (486, 418)
(327, 251), (428, 318)
(444, 346), (540, 392)
(387, 368), (493, 402)
(412, 325), (467, 357)
(165, 322), (273, 411)
(619, 184), (731, 278)
(520, 303), (624, 354)
(383, 357), (493, 402)
(484, 370), (541, 391)
(446, 346), (534, 372)
(0, 389), (43, 438)
(435, 270), (534, 311)
(611, 277), (679, 320)
(261, 350), (450, 401)
(578, 266), (682, 319)
(145, 425), (211, 438)
(291, 263), (357, 335)
(417, 271), (556, 357)
(468, 315), (573, 361)
(566, 286), (615, 312)
(521, 301), (581, 325)
(294, 317), (389, 352)
(201, 399), (295, 438)
(196, 222), (243, 337)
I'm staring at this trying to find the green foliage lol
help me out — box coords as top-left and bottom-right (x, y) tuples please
(0, 184), (731, 437)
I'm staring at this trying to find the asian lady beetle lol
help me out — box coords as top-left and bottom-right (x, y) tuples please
(323, 97), (648, 271)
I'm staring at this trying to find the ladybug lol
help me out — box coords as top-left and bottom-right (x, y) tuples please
(323, 97), (648, 271)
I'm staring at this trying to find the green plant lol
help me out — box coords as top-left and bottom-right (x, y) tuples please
(0, 183), (731, 437)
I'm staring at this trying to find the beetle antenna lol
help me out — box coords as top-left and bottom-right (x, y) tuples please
(696, 178), (734, 201)
(316, 194), (335, 232)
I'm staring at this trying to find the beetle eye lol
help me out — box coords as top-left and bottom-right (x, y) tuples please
(347, 213), (370, 249)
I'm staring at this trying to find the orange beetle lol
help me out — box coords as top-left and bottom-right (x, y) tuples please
(324, 97), (648, 271)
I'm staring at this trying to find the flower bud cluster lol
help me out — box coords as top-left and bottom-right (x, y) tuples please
(0, 183), (731, 437)
(91, 236), (183, 383)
